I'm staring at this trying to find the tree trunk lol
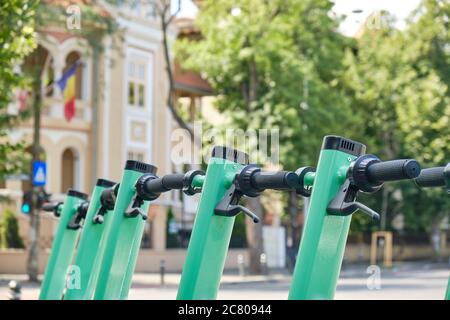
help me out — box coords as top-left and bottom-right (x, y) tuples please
(288, 190), (298, 245)
(245, 197), (265, 274)
(160, 16), (195, 140)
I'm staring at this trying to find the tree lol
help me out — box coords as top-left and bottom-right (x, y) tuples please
(0, 209), (25, 249)
(0, 0), (39, 181)
(175, 0), (358, 273)
(342, 0), (450, 254)
(153, 0), (195, 137)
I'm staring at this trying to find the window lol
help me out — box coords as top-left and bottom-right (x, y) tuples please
(127, 60), (146, 108)
(61, 148), (80, 193)
(120, 0), (156, 18)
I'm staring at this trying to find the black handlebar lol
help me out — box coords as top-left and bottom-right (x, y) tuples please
(237, 165), (300, 197)
(42, 202), (59, 212)
(367, 159), (421, 183)
(251, 171), (299, 191)
(42, 201), (63, 217)
(414, 165), (449, 188)
(145, 174), (185, 194)
(349, 155), (421, 192)
(135, 170), (204, 201)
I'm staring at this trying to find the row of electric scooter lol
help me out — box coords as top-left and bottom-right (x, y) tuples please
(39, 135), (450, 300)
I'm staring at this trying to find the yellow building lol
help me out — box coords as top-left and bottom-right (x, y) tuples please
(0, 0), (182, 269)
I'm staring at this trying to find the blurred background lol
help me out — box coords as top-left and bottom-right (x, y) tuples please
(0, 0), (449, 299)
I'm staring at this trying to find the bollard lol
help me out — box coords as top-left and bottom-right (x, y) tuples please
(160, 260), (165, 286)
(237, 254), (245, 278)
(8, 281), (21, 300)
(260, 253), (268, 275)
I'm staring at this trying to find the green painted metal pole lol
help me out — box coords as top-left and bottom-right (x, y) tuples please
(445, 277), (450, 300)
(288, 136), (365, 300)
(414, 164), (450, 300)
(177, 146), (249, 300)
(39, 189), (88, 300)
(94, 160), (156, 300)
(63, 179), (116, 300)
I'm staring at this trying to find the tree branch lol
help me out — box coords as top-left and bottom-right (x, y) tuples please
(159, 1), (196, 140)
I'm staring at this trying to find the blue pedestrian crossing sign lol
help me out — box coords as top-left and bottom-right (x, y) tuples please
(32, 161), (47, 187)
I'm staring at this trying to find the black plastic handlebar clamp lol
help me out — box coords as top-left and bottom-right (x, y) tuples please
(182, 170), (205, 195)
(295, 167), (315, 197)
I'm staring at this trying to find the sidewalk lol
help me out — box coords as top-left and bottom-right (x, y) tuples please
(0, 262), (448, 300)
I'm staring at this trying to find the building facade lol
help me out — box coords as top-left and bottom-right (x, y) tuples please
(0, 0), (180, 252)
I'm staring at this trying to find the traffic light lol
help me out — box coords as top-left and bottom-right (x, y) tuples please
(21, 191), (32, 214)
(21, 189), (51, 214)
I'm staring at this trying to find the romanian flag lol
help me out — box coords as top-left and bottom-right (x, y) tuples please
(57, 61), (79, 122)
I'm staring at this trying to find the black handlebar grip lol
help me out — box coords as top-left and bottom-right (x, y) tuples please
(161, 174), (185, 190)
(144, 177), (168, 194)
(367, 159), (420, 183)
(414, 166), (446, 188)
(144, 174), (186, 194)
(252, 171), (299, 190)
(42, 203), (58, 212)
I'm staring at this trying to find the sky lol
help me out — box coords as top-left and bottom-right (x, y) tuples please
(175, 0), (423, 36)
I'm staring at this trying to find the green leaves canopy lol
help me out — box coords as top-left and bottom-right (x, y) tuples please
(176, 0), (358, 169)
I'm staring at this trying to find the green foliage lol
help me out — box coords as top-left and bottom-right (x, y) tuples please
(0, 208), (25, 249)
(343, 0), (450, 232)
(37, 1), (118, 52)
(0, 0), (38, 180)
(166, 207), (180, 248)
(230, 212), (247, 248)
(175, 0), (359, 170)
(177, 0), (450, 234)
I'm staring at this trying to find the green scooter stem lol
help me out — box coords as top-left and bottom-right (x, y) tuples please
(445, 278), (450, 300)
(63, 179), (116, 300)
(414, 164), (450, 300)
(177, 146), (249, 300)
(94, 160), (156, 300)
(39, 189), (88, 300)
(117, 171), (205, 300)
(288, 136), (365, 300)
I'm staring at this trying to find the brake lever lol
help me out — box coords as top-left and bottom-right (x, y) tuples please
(214, 183), (260, 223)
(327, 180), (380, 221)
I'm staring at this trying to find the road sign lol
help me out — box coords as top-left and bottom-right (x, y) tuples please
(32, 161), (47, 187)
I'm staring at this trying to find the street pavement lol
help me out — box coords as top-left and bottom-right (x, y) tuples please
(0, 262), (448, 300)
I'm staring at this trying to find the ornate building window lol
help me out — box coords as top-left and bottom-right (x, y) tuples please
(127, 59), (146, 108)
